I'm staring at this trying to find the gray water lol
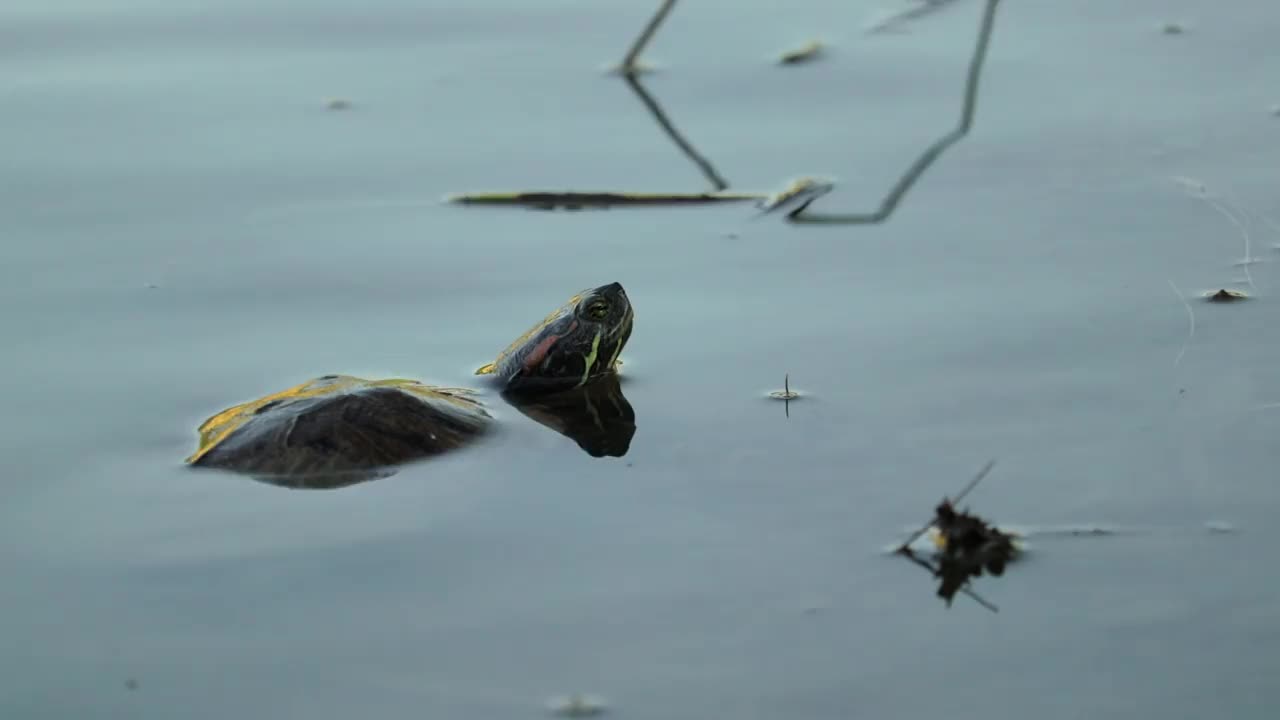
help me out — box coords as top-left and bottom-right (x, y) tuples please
(4, 0), (1279, 718)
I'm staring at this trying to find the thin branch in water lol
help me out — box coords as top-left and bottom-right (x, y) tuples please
(623, 73), (730, 190)
(620, 0), (678, 76)
(950, 457), (996, 506)
(896, 458), (996, 552)
(785, 374), (790, 418)
(1167, 278), (1195, 369)
(768, 373), (800, 417)
(443, 190), (761, 210)
(788, 0), (1002, 225)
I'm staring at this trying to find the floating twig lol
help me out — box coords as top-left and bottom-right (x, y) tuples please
(787, 0), (1002, 224)
(768, 373), (801, 417)
(446, 177), (834, 212)
(443, 189), (760, 210)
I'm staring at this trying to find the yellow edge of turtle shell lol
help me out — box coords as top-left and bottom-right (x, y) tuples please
(187, 376), (484, 465)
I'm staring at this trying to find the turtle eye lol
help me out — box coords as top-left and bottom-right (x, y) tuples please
(587, 301), (609, 320)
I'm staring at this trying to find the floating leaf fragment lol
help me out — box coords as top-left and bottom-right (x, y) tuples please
(756, 176), (837, 216)
(778, 40), (825, 65)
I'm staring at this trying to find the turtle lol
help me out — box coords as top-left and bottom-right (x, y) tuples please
(474, 282), (633, 392)
(186, 281), (635, 489)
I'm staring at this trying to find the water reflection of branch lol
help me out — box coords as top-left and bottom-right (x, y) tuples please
(865, 0), (967, 35)
(899, 546), (1000, 612)
(623, 72), (730, 190)
(615, 0), (729, 190)
(787, 0), (1002, 224)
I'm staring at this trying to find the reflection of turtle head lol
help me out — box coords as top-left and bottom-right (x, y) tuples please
(478, 282), (634, 393)
(504, 373), (636, 458)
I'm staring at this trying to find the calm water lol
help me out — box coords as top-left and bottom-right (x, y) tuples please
(4, 0), (1279, 717)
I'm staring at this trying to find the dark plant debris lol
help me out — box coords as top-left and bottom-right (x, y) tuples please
(894, 459), (1017, 611)
(926, 498), (1018, 605)
(1205, 288), (1249, 303)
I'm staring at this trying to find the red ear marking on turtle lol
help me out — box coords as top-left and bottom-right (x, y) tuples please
(522, 321), (578, 371)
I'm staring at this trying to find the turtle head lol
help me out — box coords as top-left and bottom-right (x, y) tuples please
(503, 281), (633, 393)
(575, 281), (632, 337)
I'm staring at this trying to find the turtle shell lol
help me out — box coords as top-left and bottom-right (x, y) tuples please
(475, 281), (633, 391)
(187, 375), (491, 489)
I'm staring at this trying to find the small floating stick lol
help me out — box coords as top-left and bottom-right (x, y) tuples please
(768, 373), (801, 417)
(445, 177), (840, 211)
(443, 189), (763, 210)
